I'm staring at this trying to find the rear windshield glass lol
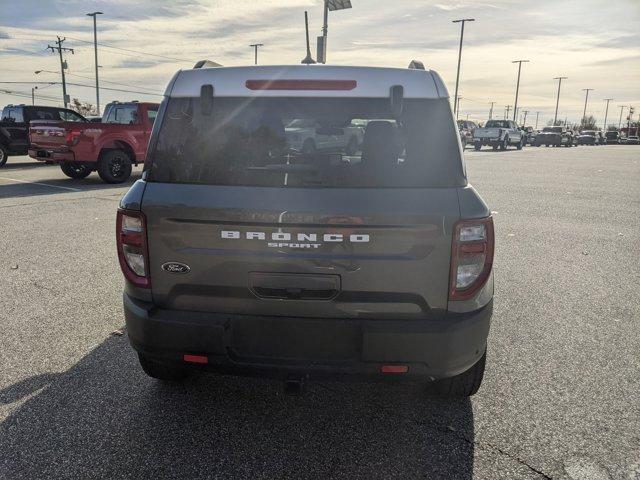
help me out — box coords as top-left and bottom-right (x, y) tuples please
(146, 97), (464, 188)
(484, 120), (511, 128)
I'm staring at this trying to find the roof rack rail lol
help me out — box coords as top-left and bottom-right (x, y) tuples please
(193, 60), (222, 69)
(408, 60), (425, 70)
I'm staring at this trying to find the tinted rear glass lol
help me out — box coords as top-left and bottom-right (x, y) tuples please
(146, 97), (464, 188)
(484, 120), (510, 128)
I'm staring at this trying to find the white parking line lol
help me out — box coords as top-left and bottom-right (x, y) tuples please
(0, 176), (81, 192)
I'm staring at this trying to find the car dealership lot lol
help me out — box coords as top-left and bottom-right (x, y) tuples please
(1, 148), (639, 480)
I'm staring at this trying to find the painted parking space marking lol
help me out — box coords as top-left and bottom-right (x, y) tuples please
(0, 176), (81, 192)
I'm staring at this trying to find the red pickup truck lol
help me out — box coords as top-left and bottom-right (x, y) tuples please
(29, 101), (159, 183)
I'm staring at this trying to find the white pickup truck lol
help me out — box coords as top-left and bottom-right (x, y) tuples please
(473, 119), (524, 151)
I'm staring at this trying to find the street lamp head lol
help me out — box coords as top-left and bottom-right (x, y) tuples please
(512, 59), (530, 63)
(86, 11), (103, 16)
(452, 18), (475, 23)
(327, 0), (352, 11)
(34, 70), (42, 74)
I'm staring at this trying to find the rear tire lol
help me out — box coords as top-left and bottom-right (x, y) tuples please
(345, 136), (358, 155)
(499, 137), (508, 151)
(138, 353), (187, 381)
(302, 139), (316, 155)
(474, 143), (481, 151)
(428, 352), (486, 398)
(0, 145), (8, 167)
(516, 139), (523, 150)
(60, 161), (92, 179)
(97, 149), (132, 183)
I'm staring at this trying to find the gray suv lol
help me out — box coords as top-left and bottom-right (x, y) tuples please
(118, 63), (494, 397)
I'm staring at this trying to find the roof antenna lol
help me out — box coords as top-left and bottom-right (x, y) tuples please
(301, 11), (316, 65)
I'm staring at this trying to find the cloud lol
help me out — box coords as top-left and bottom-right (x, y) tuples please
(584, 54), (640, 67)
(0, 30), (11, 39)
(115, 58), (162, 69)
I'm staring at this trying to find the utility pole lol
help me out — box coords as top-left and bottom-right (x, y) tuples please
(553, 76), (567, 125)
(535, 111), (540, 130)
(249, 43), (263, 65)
(455, 96), (462, 120)
(581, 88), (594, 126)
(522, 110), (529, 127)
(602, 98), (613, 131)
(505, 105), (512, 119)
(47, 36), (74, 108)
(452, 18), (475, 116)
(512, 59), (529, 121)
(31, 86), (37, 105)
(488, 101), (495, 120)
(318, 0), (352, 64)
(86, 12), (102, 115)
(618, 105), (627, 129)
(301, 11), (317, 65)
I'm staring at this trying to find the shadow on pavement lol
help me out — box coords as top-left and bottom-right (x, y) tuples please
(0, 336), (475, 479)
(0, 172), (142, 199)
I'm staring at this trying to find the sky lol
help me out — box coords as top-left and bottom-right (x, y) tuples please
(0, 0), (639, 127)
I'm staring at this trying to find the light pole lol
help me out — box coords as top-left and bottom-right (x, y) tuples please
(317, 0), (352, 64)
(602, 98), (613, 131)
(522, 110), (529, 127)
(504, 105), (512, 119)
(581, 88), (594, 126)
(86, 12), (102, 115)
(512, 60), (529, 122)
(31, 86), (38, 105)
(455, 96), (462, 120)
(452, 18), (474, 116)
(488, 101), (495, 120)
(249, 43), (263, 65)
(553, 76), (567, 125)
(535, 111), (540, 130)
(618, 105), (627, 129)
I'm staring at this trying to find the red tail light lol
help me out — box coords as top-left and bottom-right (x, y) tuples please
(116, 209), (150, 288)
(449, 217), (494, 301)
(65, 129), (82, 146)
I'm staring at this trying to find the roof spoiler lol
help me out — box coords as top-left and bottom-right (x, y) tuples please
(408, 60), (425, 70)
(193, 60), (222, 69)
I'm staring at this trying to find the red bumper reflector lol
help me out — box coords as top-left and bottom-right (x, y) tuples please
(183, 354), (208, 364)
(245, 79), (357, 91)
(380, 365), (409, 374)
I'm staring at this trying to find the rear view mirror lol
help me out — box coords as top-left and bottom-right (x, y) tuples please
(390, 85), (404, 117)
(200, 84), (214, 116)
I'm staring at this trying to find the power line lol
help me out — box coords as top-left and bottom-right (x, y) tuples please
(0, 80), (162, 97)
(64, 35), (191, 63)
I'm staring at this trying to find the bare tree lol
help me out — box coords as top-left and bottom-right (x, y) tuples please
(71, 98), (97, 117)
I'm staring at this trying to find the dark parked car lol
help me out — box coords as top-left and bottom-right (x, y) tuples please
(118, 63), (495, 398)
(605, 131), (621, 144)
(457, 119), (478, 149)
(0, 104), (87, 167)
(521, 126), (536, 145)
(576, 130), (605, 146)
(534, 126), (574, 147)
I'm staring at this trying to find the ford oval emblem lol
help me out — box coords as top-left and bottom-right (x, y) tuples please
(162, 262), (190, 274)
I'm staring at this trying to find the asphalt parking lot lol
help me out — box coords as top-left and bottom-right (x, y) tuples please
(1, 147), (639, 480)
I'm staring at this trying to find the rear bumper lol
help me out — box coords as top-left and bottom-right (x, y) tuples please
(124, 293), (492, 381)
(474, 138), (500, 146)
(28, 148), (75, 162)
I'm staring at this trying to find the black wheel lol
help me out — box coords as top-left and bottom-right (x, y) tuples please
(0, 145), (8, 167)
(516, 139), (523, 150)
(492, 144), (498, 151)
(428, 352), (486, 398)
(138, 353), (187, 381)
(302, 139), (316, 155)
(345, 136), (358, 155)
(97, 149), (132, 183)
(499, 137), (508, 151)
(474, 143), (481, 151)
(60, 161), (92, 179)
